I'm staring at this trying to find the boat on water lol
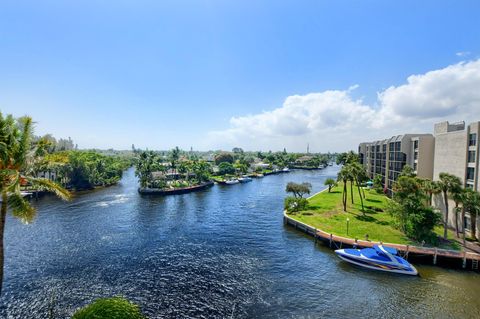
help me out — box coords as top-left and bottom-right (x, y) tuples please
(238, 176), (252, 183)
(256, 173), (264, 178)
(335, 244), (418, 276)
(282, 167), (290, 172)
(225, 179), (240, 185)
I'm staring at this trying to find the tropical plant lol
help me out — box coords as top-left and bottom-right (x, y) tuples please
(72, 297), (146, 319)
(350, 162), (366, 213)
(218, 162), (235, 175)
(451, 184), (464, 238)
(463, 188), (480, 241)
(373, 175), (383, 194)
(214, 152), (234, 165)
(285, 182), (312, 198)
(422, 179), (440, 206)
(337, 167), (349, 212)
(169, 147), (181, 174)
(324, 178), (336, 192)
(0, 113), (71, 294)
(438, 173), (462, 240)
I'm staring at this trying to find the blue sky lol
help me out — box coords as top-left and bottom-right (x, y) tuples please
(1, 1), (480, 152)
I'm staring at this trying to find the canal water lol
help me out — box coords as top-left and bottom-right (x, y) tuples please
(1, 166), (480, 318)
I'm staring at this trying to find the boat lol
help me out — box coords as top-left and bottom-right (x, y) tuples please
(238, 176), (252, 183)
(256, 173), (264, 178)
(225, 179), (239, 185)
(335, 244), (418, 276)
(282, 167), (290, 172)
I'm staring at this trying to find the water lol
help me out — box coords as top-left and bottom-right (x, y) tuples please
(1, 166), (480, 318)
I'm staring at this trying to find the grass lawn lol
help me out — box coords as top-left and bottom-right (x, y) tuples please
(290, 183), (460, 250)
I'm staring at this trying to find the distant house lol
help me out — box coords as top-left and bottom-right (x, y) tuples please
(295, 155), (314, 164)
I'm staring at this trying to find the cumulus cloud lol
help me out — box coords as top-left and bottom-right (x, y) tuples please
(206, 59), (480, 152)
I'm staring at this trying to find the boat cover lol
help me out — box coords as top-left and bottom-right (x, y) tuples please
(373, 245), (398, 256)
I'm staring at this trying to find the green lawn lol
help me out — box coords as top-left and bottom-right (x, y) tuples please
(290, 183), (460, 250)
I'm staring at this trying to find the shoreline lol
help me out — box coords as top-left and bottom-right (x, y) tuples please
(284, 210), (480, 270)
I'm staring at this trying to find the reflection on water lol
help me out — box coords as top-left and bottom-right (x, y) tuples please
(1, 166), (479, 318)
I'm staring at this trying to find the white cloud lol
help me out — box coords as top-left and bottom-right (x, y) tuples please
(206, 59), (480, 152)
(456, 51), (471, 57)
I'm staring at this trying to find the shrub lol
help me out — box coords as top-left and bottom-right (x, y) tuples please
(72, 297), (146, 319)
(285, 196), (309, 213)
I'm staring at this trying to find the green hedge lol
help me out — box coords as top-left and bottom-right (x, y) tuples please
(72, 297), (146, 319)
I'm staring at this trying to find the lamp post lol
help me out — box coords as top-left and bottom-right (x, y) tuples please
(346, 217), (350, 236)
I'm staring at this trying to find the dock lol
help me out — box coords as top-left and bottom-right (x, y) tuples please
(284, 211), (480, 271)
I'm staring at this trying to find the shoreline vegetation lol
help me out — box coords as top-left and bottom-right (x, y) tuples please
(283, 151), (480, 256)
(289, 183), (460, 250)
(133, 147), (334, 195)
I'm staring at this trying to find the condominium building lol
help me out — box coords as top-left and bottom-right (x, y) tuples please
(358, 134), (434, 196)
(432, 121), (480, 238)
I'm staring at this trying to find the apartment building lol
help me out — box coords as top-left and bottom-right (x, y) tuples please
(433, 121), (480, 238)
(358, 134), (434, 196)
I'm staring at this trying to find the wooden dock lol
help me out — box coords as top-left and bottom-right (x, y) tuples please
(284, 211), (480, 271)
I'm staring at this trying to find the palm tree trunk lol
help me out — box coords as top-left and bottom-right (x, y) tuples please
(454, 204), (459, 238)
(471, 213), (477, 241)
(0, 191), (8, 294)
(443, 191), (449, 240)
(462, 207), (466, 246)
(350, 181), (354, 204)
(356, 177), (365, 215)
(343, 181), (347, 211)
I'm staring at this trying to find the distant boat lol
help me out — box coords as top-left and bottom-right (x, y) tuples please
(225, 179), (240, 185)
(282, 167), (290, 172)
(335, 244), (418, 276)
(238, 176), (252, 183)
(256, 173), (264, 178)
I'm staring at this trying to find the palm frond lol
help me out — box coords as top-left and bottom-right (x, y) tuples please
(27, 177), (72, 201)
(7, 192), (36, 224)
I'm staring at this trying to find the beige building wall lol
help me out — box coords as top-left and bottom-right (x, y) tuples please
(433, 121), (480, 239)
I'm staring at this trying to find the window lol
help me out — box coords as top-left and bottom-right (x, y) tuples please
(413, 163), (417, 171)
(469, 133), (477, 146)
(468, 150), (476, 163)
(467, 167), (475, 181)
(414, 152), (418, 160)
(464, 216), (471, 231)
(413, 140), (418, 149)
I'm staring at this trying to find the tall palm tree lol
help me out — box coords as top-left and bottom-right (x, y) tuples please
(337, 167), (349, 212)
(463, 188), (480, 241)
(422, 179), (440, 207)
(438, 173), (462, 240)
(0, 114), (71, 294)
(350, 162), (366, 214)
(451, 184), (464, 238)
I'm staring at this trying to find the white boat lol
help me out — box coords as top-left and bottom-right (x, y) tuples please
(225, 179), (239, 185)
(335, 244), (418, 276)
(282, 167), (290, 172)
(256, 174), (264, 178)
(238, 176), (252, 183)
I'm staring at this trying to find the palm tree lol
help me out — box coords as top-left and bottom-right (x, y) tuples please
(438, 173), (462, 240)
(337, 167), (349, 212)
(350, 162), (366, 214)
(463, 188), (480, 241)
(451, 184), (464, 238)
(0, 114), (71, 294)
(422, 179), (440, 206)
(169, 147), (180, 175)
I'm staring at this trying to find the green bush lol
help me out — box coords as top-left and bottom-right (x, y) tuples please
(72, 297), (146, 319)
(285, 196), (309, 213)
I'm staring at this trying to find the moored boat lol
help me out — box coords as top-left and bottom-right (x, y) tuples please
(282, 167), (290, 172)
(238, 176), (252, 183)
(225, 179), (239, 185)
(335, 244), (418, 276)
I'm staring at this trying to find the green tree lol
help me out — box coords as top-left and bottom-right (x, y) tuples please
(337, 167), (349, 212)
(422, 179), (440, 206)
(324, 178), (336, 192)
(169, 147), (181, 174)
(451, 184), (464, 238)
(463, 188), (480, 241)
(218, 162), (235, 175)
(285, 182), (312, 198)
(214, 152), (234, 165)
(72, 297), (146, 319)
(438, 173), (462, 240)
(350, 162), (366, 213)
(0, 114), (71, 294)
(373, 175), (384, 194)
